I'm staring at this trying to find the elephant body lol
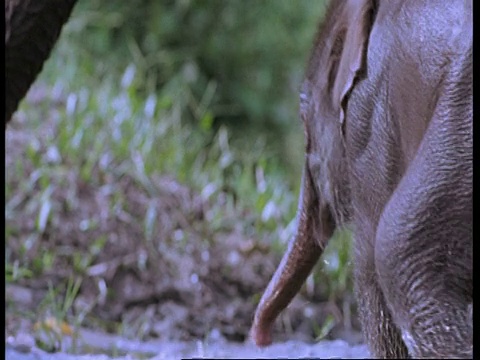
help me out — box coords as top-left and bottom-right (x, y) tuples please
(5, 0), (78, 124)
(252, 0), (472, 358)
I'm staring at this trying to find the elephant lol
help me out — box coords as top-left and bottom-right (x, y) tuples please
(5, 0), (78, 124)
(251, 0), (472, 358)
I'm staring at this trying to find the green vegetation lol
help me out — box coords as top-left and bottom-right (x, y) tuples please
(5, 0), (355, 352)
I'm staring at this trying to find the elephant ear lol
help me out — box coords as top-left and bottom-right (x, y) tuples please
(332, 0), (374, 125)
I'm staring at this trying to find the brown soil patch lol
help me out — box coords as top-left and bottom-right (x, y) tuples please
(5, 85), (361, 349)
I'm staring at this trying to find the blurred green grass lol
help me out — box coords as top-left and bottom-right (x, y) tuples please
(5, 0), (355, 349)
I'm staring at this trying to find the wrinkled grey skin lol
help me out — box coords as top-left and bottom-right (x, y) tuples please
(5, 0), (78, 124)
(251, 0), (472, 358)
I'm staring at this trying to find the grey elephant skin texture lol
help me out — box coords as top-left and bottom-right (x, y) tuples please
(251, 0), (472, 358)
(5, 0), (78, 124)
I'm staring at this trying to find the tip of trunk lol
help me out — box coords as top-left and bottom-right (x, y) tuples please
(250, 320), (273, 347)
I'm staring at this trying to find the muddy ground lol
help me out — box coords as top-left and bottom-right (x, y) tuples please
(5, 86), (365, 359)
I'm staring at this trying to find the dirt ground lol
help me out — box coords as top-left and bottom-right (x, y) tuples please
(5, 86), (363, 357)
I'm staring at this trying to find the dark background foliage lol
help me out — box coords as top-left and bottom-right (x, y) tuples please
(51, 0), (329, 176)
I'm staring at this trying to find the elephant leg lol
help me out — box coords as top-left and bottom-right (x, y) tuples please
(354, 227), (409, 359)
(5, 0), (78, 124)
(374, 148), (472, 357)
(374, 58), (472, 358)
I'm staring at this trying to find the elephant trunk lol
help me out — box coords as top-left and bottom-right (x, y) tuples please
(251, 166), (334, 346)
